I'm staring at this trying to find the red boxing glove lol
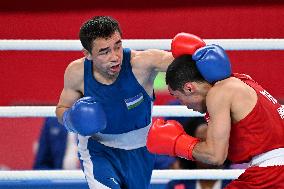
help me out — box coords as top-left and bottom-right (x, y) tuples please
(146, 119), (200, 160)
(171, 32), (206, 58)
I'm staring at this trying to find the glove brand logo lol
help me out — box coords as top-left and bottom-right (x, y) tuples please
(124, 93), (144, 110)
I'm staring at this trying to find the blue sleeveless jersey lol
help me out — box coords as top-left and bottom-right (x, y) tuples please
(84, 48), (154, 134)
(80, 48), (156, 188)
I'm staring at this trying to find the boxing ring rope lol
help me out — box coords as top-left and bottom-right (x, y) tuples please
(1, 38), (284, 51)
(0, 105), (203, 118)
(0, 170), (245, 183)
(0, 38), (282, 185)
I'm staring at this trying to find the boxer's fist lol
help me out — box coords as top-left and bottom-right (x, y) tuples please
(146, 119), (199, 160)
(171, 33), (206, 58)
(63, 96), (107, 136)
(193, 44), (232, 83)
(147, 119), (184, 156)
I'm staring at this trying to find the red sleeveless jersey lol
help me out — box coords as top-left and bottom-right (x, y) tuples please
(225, 73), (284, 163)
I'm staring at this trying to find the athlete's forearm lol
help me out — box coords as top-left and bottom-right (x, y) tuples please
(192, 141), (227, 166)
(55, 105), (69, 124)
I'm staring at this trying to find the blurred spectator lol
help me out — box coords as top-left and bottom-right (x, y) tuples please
(166, 116), (231, 189)
(33, 117), (79, 170)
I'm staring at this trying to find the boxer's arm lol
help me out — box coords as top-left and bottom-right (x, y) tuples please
(56, 60), (84, 124)
(130, 50), (173, 96)
(131, 49), (174, 72)
(192, 85), (232, 165)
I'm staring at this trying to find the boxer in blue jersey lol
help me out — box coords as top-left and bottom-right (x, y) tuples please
(55, 16), (173, 189)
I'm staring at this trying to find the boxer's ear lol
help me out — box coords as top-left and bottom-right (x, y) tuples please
(183, 82), (195, 95)
(83, 49), (92, 60)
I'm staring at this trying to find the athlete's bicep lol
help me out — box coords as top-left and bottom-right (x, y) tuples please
(150, 49), (174, 72)
(206, 88), (232, 163)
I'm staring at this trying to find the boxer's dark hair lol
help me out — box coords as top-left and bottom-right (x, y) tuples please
(79, 16), (122, 53)
(166, 55), (204, 91)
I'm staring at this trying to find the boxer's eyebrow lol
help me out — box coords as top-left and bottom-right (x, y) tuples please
(115, 39), (122, 45)
(98, 47), (109, 53)
(98, 40), (121, 53)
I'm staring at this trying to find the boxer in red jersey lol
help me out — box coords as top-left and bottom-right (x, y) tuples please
(146, 33), (284, 188)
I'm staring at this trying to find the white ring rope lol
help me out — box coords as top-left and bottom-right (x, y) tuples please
(1, 39), (284, 51)
(0, 106), (204, 118)
(0, 169), (245, 182)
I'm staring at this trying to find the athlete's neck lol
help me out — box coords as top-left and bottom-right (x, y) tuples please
(94, 71), (119, 85)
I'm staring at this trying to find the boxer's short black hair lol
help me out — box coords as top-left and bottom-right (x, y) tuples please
(79, 16), (122, 53)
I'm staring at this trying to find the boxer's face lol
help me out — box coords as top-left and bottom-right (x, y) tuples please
(168, 83), (207, 113)
(89, 31), (123, 78)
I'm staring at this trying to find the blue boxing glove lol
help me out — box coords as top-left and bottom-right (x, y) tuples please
(192, 44), (232, 83)
(63, 96), (107, 136)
